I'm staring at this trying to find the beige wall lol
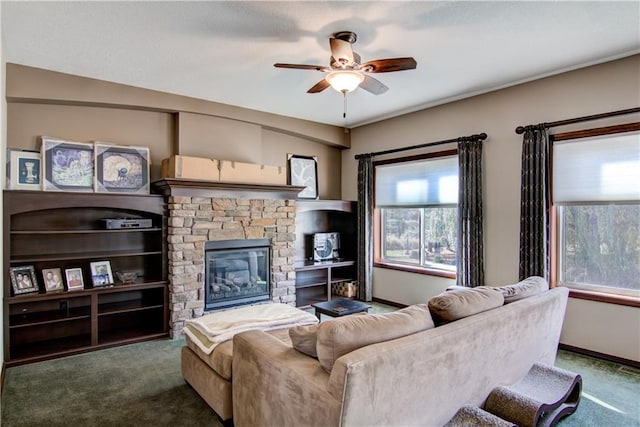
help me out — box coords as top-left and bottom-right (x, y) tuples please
(4, 64), (346, 199)
(7, 103), (173, 180)
(262, 129), (342, 200)
(176, 112), (262, 164)
(6, 63), (348, 148)
(343, 55), (640, 362)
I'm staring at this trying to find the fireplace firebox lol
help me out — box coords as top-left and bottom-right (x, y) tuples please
(204, 239), (271, 311)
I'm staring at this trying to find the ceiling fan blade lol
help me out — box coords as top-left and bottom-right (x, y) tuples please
(307, 79), (331, 93)
(360, 75), (389, 95)
(361, 57), (417, 73)
(330, 38), (355, 66)
(274, 63), (331, 72)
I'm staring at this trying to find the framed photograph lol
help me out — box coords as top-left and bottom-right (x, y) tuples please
(9, 265), (39, 296)
(65, 268), (85, 291)
(7, 149), (42, 190)
(42, 268), (64, 293)
(90, 261), (114, 287)
(287, 154), (318, 199)
(41, 137), (94, 192)
(94, 142), (150, 194)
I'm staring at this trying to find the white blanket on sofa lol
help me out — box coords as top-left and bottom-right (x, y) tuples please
(184, 303), (318, 354)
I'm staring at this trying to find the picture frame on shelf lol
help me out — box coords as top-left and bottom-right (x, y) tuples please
(41, 137), (94, 192)
(94, 142), (150, 194)
(9, 265), (39, 296)
(89, 261), (114, 287)
(7, 149), (42, 190)
(42, 267), (64, 293)
(65, 268), (85, 291)
(287, 154), (318, 199)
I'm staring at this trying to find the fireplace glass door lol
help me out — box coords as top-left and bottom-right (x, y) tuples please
(204, 239), (271, 310)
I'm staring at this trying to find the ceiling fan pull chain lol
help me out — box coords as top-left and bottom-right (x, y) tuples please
(343, 90), (347, 119)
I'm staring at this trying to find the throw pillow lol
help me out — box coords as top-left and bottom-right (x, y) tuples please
(428, 287), (504, 325)
(498, 276), (548, 303)
(289, 324), (319, 358)
(316, 304), (435, 373)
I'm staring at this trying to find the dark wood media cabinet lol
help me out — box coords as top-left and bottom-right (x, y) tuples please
(3, 190), (169, 366)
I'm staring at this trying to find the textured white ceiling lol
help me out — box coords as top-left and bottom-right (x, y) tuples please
(2, 1), (639, 128)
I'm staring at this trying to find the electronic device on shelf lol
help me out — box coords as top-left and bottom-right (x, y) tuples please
(101, 218), (153, 229)
(313, 232), (340, 261)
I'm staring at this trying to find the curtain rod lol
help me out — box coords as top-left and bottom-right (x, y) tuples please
(515, 107), (640, 134)
(354, 132), (487, 160)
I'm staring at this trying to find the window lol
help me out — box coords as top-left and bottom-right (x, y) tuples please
(553, 131), (640, 298)
(375, 151), (458, 276)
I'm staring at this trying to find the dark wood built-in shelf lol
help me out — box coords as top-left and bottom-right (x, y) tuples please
(3, 190), (169, 366)
(11, 227), (162, 235)
(10, 250), (164, 263)
(9, 307), (92, 328)
(294, 201), (357, 307)
(295, 259), (355, 271)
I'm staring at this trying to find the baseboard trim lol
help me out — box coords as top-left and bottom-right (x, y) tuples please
(372, 297), (407, 308)
(559, 343), (640, 369)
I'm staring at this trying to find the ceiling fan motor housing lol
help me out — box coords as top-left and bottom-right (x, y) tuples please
(333, 31), (357, 44)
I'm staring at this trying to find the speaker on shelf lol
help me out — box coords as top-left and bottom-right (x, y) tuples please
(313, 232), (340, 261)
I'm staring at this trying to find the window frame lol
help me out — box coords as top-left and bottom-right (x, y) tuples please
(550, 122), (640, 308)
(373, 149), (458, 279)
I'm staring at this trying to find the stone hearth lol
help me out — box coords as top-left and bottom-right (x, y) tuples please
(154, 179), (303, 338)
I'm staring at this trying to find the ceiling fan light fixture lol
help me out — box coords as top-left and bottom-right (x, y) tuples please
(326, 71), (364, 93)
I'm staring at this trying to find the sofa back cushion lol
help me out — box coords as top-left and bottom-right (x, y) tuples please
(428, 287), (504, 324)
(316, 304), (434, 373)
(289, 324), (319, 358)
(497, 276), (548, 303)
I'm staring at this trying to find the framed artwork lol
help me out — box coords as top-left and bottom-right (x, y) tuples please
(7, 149), (42, 190)
(42, 267), (64, 293)
(90, 261), (114, 287)
(65, 268), (85, 291)
(9, 265), (39, 296)
(41, 137), (94, 192)
(94, 142), (150, 194)
(287, 154), (318, 199)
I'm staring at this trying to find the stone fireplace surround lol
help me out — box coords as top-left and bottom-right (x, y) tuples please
(154, 179), (304, 338)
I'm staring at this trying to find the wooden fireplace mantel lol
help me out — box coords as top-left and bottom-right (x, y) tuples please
(152, 178), (305, 200)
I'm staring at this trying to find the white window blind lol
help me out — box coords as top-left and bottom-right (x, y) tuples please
(375, 156), (458, 207)
(553, 132), (640, 204)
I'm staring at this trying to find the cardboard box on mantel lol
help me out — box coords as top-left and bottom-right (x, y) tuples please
(218, 160), (286, 185)
(161, 155), (219, 181)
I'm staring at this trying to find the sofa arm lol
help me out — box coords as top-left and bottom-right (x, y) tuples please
(232, 330), (342, 427)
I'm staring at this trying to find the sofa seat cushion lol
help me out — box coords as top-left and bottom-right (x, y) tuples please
(428, 287), (504, 324)
(185, 328), (292, 380)
(316, 304), (434, 373)
(498, 276), (548, 303)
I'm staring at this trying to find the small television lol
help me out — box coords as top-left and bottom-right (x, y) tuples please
(313, 232), (340, 261)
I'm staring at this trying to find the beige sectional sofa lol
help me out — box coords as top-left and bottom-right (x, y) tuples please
(231, 282), (569, 427)
(182, 328), (292, 421)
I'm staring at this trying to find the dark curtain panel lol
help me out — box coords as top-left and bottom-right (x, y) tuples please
(456, 137), (484, 287)
(519, 125), (550, 280)
(357, 155), (374, 301)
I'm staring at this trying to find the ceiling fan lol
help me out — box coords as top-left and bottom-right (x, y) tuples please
(274, 31), (417, 96)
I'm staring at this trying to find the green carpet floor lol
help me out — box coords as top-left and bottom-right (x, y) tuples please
(1, 338), (218, 427)
(2, 305), (638, 426)
(556, 349), (640, 426)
